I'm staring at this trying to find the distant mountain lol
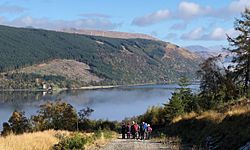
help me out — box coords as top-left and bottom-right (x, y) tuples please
(185, 45), (234, 68)
(185, 45), (218, 59)
(0, 25), (202, 89)
(185, 45), (212, 52)
(61, 28), (159, 41)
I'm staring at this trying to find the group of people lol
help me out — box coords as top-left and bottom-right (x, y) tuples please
(121, 121), (152, 140)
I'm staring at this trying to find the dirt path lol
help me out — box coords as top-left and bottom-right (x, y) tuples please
(100, 138), (169, 150)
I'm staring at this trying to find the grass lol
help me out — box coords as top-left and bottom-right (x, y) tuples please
(85, 130), (118, 150)
(0, 130), (70, 150)
(167, 98), (250, 149)
(0, 130), (117, 150)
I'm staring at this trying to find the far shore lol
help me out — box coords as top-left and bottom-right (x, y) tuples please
(0, 82), (158, 92)
(0, 81), (200, 92)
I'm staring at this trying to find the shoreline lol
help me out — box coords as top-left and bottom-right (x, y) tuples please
(0, 82), (158, 92)
(0, 81), (200, 92)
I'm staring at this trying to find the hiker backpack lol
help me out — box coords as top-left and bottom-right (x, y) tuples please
(148, 127), (152, 132)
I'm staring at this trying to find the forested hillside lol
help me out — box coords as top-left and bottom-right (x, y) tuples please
(0, 25), (202, 88)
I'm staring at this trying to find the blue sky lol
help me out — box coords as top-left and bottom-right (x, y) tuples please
(0, 0), (249, 47)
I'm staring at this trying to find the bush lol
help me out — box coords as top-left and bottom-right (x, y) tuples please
(53, 133), (87, 150)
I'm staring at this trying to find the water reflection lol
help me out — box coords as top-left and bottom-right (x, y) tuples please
(0, 84), (199, 129)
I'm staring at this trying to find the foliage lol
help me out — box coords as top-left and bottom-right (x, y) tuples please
(8, 111), (31, 134)
(53, 133), (86, 150)
(1, 122), (12, 136)
(197, 56), (238, 109)
(165, 100), (250, 149)
(164, 77), (198, 121)
(0, 72), (69, 89)
(1, 101), (120, 137)
(78, 107), (94, 121)
(226, 8), (250, 97)
(0, 25), (201, 88)
(52, 130), (115, 150)
(138, 106), (166, 128)
(32, 101), (78, 131)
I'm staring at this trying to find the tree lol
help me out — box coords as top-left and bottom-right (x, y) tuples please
(164, 77), (197, 121)
(33, 101), (78, 131)
(78, 107), (94, 131)
(1, 122), (12, 136)
(197, 55), (238, 109)
(164, 92), (185, 121)
(197, 56), (226, 109)
(227, 8), (250, 97)
(78, 107), (94, 121)
(8, 111), (31, 134)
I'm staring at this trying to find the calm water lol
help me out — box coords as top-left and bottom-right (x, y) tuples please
(0, 84), (199, 128)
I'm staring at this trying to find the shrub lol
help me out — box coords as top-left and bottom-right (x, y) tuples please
(53, 133), (87, 150)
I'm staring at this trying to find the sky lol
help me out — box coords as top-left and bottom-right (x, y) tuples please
(0, 0), (249, 47)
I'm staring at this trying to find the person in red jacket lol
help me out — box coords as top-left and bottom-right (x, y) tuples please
(133, 121), (139, 139)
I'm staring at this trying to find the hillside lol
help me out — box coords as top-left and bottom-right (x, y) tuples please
(0, 25), (202, 88)
(16, 59), (102, 83)
(166, 99), (250, 149)
(61, 28), (158, 40)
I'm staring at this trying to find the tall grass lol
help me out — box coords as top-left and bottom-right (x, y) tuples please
(0, 130), (117, 150)
(0, 130), (71, 150)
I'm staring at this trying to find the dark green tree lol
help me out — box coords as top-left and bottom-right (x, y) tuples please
(197, 56), (225, 109)
(227, 8), (250, 96)
(164, 77), (197, 121)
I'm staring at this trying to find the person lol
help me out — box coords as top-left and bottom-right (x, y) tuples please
(126, 123), (131, 139)
(121, 122), (126, 139)
(130, 121), (135, 139)
(147, 124), (152, 139)
(143, 122), (148, 140)
(140, 122), (145, 140)
(133, 121), (139, 139)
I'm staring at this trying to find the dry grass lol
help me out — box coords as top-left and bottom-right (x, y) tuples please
(172, 111), (198, 123)
(196, 111), (225, 123)
(173, 101), (250, 124)
(16, 59), (102, 83)
(0, 130), (71, 150)
(0, 130), (117, 150)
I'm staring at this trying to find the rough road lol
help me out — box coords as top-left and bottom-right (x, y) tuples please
(100, 138), (169, 150)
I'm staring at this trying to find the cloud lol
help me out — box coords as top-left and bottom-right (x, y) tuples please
(228, 0), (250, 13)
(133, 0), (249, 29)
(79, 13), (111, 18)
(170, 22), (187, 30)
(181, 27), (204, 40)
(177, 1), (250, 20)
(0, 16), (120, 30)
(132, 9), (171, 26)
(181, 27), (239, 41)
(178, 2), (204, 19)
(0, 3), (27, 14)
